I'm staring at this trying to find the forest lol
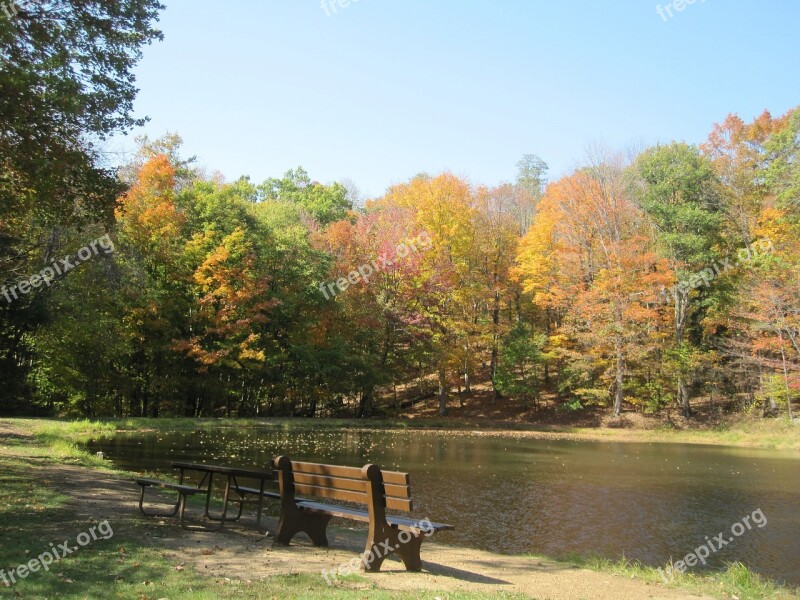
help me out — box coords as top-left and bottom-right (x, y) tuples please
(1, 3), (798, 421)
(2, 108), (799, 421)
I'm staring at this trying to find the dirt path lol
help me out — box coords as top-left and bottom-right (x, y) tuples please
(0, 421), (714, 599)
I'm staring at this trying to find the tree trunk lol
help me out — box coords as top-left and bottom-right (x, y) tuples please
(613, 337), (624, 417)
(779, 332), (794, 421)
(677, 377), (692, 417)
(357, 386), (373, 418)
(675, 288), (692, 417)
(438, 369), (448, 416)
(307, 396), (317, 418)
(490, 288), (501, 398)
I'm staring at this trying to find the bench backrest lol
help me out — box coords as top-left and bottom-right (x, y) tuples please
(274, 456), (413, 515)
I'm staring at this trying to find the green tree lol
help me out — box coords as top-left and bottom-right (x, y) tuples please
(494, 323), (549, 408)
(635, 142), (722, 416)
(0, 0), (164, 413)
(258, 168), (352, 225)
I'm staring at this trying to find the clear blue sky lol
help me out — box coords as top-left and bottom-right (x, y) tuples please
(112, 0), (800, 198)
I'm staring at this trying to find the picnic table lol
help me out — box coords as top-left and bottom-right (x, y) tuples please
(170, 462), (278, 532)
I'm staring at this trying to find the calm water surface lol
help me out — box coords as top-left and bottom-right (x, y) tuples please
(88, 428), (800, 585)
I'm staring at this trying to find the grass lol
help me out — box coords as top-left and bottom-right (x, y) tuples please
(555, 554), (799, 600)
(12, 413), (800, 451)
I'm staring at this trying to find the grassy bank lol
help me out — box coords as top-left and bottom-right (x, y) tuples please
(1, 418), (798, 599)
(18, 412), (800, 450)
(554, 555), (798, 600)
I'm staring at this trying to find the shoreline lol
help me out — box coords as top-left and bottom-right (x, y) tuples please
(50, 414), (800, 451)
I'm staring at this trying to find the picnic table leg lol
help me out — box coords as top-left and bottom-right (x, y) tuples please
(256, 479), (267, 534)
(195, 476), (232, 532)
(204, 472), (216, 519)
(178, 492), (191, 530)
(138, 484), (180, 518)
(217, 477), (231, 529)
(203, 474), (244, 524)
(223, 475), (245, 523)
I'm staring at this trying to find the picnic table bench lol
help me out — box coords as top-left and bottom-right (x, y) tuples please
(273, 455), (453, 571)
(136, 462), (278, 531)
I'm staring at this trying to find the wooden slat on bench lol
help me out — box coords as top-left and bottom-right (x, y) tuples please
(291, 461), (363, 479)
(293, 472), (365, 492)
(379, 470), (410, 486)
(296, 500), (371, 522)
(293, 483), (367, 505)
(293, 472), (411, 499)
(292, 461), (410, 486)
(384, 497), (413, 512)
(387, 486), (410, 498)
(383, 483), (411, 499)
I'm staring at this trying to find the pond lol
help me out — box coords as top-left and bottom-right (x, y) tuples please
(87, 427), (800, 585)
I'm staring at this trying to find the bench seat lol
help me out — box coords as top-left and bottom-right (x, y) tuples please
(296, 500), (453, 533)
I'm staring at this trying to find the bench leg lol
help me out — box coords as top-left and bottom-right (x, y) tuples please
(274, 512), (332, 547)
(362, 527), (425, 572)
(138, 485), (180, 518)
(394, 530), (424, 571)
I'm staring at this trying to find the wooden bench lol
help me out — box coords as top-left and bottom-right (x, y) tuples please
(273, 455), (453, 572)
(135, 478), (206, 529)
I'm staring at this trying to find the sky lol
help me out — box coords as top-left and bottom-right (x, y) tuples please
(110, 0), (800, 199)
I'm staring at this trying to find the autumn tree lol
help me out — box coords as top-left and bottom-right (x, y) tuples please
(381, 173), (476, 415)
(516, 151), (672, 416)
